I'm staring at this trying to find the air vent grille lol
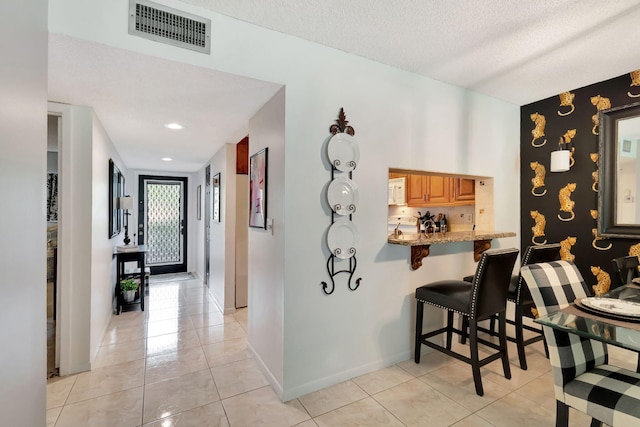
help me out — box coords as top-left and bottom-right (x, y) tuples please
(129, 0), (211, 54)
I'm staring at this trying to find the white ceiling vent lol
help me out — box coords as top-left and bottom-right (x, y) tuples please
(128, 0), (211, 54)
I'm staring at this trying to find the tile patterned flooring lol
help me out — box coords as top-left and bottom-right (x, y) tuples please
(47, 276), (637, 426)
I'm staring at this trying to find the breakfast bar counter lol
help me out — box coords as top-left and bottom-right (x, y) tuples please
(388, 230), (516, 270)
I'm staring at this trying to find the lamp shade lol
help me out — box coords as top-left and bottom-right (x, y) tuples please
(119, 195), (134, 210)
(550, 150), (570, 172)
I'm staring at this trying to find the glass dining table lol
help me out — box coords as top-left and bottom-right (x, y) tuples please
(535, 283), (640, 352)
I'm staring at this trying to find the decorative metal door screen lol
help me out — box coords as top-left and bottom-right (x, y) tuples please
(145, 180), (184, 266)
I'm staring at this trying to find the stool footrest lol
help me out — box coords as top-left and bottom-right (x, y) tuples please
(418, 334), (505, 368)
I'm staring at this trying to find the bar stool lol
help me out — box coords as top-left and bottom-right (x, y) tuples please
(611, 255), (639, 289)
(462, 243), (560, 370)
(414, 248), (519, 396)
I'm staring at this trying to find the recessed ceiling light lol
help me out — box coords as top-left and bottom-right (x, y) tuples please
(164, 123), (183, 130)
(162, 157), (173, 162)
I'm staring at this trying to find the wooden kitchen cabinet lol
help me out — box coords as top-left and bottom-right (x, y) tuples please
(389, 172), (407, 180)
(407, 174), (428, 205)
(427, 175), (450, 204)
(452, 178), (475, 204)
(406, 174), (474, 206)
(407, 175), (450, 206)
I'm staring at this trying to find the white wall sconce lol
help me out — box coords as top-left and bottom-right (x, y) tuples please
(550, 149), (571, 172)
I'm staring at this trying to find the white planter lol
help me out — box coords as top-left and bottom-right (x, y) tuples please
(123, 290), (136, 303)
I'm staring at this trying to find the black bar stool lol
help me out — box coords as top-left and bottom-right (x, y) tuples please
(414, 248), (519, 396)
(611, 255), (639, 289)
(462, 244), (561, 370)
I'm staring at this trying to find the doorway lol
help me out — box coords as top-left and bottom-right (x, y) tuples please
(46, 114), (61, 378)
(138, 175), (188, 274)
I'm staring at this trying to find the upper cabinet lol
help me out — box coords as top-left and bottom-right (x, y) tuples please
(404, 174), (475, 207)
(426, 175), (450, 204)
(407, 174), (428, 205)
(452, 178), (475, 204)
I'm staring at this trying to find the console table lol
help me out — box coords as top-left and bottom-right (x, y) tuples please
(114, 245), (147, 314)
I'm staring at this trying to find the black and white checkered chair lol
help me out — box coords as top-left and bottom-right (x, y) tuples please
(521, 261), (640, 427)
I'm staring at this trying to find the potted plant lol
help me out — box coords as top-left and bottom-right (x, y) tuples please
(120, 278), (139, 303)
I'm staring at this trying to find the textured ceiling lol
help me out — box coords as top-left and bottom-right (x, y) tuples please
(181, 0), (640, 105)
(48, 1), (640, 173)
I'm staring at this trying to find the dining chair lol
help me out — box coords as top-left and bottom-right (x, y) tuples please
(521, 261), (640, 427)
(611, 255), (640, 289)
(463, 243), (561, 370)
(415, 248), (519, 396)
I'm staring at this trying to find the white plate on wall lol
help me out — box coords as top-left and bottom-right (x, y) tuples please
(327, 219), (360, 259)
(327, 133), (359, 172)
(327, 176), (358, 215)
(581, 297), (640, 317)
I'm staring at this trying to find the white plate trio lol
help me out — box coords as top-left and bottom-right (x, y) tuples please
(326, 133), (360, 259)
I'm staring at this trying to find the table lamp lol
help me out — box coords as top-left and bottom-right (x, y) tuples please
(119, 195), (134, 245)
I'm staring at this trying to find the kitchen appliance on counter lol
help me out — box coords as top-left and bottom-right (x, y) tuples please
(388, 215), (419, 236)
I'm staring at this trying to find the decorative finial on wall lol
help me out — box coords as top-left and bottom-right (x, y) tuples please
(329, 108), (355, 136)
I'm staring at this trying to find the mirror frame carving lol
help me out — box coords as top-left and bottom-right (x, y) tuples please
(598, 101), (640, 238)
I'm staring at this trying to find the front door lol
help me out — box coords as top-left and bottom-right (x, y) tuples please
(138, 175), (188, 274)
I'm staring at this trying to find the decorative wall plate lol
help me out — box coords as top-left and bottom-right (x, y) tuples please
(327, 133), (359, 172)
(327, 176), (358, 215)
(580, 297), (640, 317)
(327, 219), (360, 259)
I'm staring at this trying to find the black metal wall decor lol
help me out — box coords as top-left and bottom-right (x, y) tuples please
(321, 108), (362, 295)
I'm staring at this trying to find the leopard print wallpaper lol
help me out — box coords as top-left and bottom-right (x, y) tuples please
(521, 69), (640, 291)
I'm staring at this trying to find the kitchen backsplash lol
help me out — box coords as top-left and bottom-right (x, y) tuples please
(388, 205), (475, 231)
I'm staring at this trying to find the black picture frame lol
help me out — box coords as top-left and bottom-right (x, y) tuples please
(118, 172), (125, 232)
(197, 185), (202, 220)
(213, 173), (221, 222)
(249, 148), (268, 229)
(108, 159), (121, 238)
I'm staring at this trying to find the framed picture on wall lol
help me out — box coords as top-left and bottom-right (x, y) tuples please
(118, 171), (125, 233)
(108, 159), (120, 238)
(213, 173), (220, 222)
(197, 185), (202, 220)
(249, 147), (268, 229)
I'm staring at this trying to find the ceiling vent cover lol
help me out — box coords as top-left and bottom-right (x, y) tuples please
(129, 0), (211, 54)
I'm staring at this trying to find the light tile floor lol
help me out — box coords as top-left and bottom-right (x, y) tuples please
(47, 276), (637, 426)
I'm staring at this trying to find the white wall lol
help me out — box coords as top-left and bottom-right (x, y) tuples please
(50, 102), (127, 374)
(203, 144), (237, 313)
(195, 168), (206, 281)
(0, 0), (47, 424)
(90, 113), (125, 359)
(49, 0), (520, 400)
(52, 104), (94, 375)
(248, 88), (286, 394)
(235, 174), (249, 307)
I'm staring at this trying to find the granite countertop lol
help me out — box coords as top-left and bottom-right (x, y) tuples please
(387, 230), (516, 246)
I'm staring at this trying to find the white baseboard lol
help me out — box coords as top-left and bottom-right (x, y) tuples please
(280, 350), (411, 402)
(247, 342), (284, 400)
(206, 288), (236, 315)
